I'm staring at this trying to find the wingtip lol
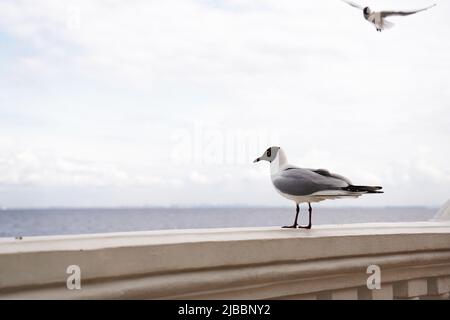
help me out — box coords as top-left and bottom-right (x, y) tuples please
(367, 190), (384, 194)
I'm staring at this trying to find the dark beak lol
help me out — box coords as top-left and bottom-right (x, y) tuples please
(253, 157), (260, 163)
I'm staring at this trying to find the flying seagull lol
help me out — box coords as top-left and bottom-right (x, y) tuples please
(254, 147), (383, 229)
(341, 0), (436, 31)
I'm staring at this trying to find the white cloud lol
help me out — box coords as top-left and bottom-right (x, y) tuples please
(0, 0), (449, 207)
(0, 148), (174, 187)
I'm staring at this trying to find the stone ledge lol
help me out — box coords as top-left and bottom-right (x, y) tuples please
(1, 221), (450, 299)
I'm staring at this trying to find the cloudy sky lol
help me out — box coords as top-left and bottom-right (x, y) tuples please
(0, 0), (449, 208)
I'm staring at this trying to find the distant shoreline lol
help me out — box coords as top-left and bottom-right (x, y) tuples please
(0, 205), (440, 211)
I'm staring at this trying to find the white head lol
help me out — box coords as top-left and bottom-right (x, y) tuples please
(254, 147), (288, 175)
(253, 146), (281, 163)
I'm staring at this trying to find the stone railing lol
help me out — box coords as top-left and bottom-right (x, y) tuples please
(1, 217), (450, 299)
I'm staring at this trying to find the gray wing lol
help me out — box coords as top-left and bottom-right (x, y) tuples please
(342, 0), (364, 10)
(311, 168), (352, 185)
(272, 168), (349, 196)
(381, 4), (436, 17)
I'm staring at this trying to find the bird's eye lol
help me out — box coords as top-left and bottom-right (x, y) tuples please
(267, 149), (271, 157)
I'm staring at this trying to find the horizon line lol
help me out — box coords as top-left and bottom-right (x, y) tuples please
(0, 205), (440, 211)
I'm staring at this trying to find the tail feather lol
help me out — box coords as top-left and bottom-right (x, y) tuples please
(382, 19), (395, 30)
(342, 185), (383, 194)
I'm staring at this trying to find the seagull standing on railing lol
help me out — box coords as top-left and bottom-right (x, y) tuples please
(254, 147), (383, 229)
(341, 0), (436, 32)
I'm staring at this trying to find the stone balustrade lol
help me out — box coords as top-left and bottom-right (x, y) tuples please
(1, 219), (450, 300)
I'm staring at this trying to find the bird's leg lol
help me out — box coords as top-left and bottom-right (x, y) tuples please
(307, 203), (312, 229)
(298, 203), (312, 229)
(282, 204), (299, 228)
